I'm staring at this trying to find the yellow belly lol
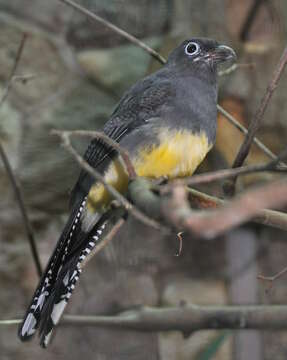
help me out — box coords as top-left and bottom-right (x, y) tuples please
(87, 129), (210, 212)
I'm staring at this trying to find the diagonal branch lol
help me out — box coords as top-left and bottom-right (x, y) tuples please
(226, 45), (287, 195)
(188, 188), (287, 232)
(0, 34), (42, 277)
(58, 0), (166, 64)
(160, 146), (287, 193)
(0, 33), (27, 106)
(167, 179), (287, 238)
(216, 104), (281, 163)
(51, 129), (137, 179)
(128, 177), (287, 237)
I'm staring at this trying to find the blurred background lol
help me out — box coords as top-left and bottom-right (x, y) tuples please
(1, 0), (287, 359)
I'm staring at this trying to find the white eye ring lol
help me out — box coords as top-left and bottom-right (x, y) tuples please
(184, 42), (200, 56)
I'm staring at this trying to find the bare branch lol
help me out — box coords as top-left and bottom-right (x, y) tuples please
(240, 0), (265, 41)
(258, 265), (287, 285)
(5, 304), (287, 330)
(0, 34), (42, 277)
(216, 104), (281, 163)
(227, 45), (287, 195)
(188, 188), (287, 232)
(52, 129), (137, 179)
(80, 217), (125, 269)
(61, 305), (287, 331)
(172, 180), (287, 238)
(129, 177), (287, 237)
(58, 0), (166, 64)
(160, 148), (287, 193)
(218, 62), (255, 77)
(0, 34), (27, 106)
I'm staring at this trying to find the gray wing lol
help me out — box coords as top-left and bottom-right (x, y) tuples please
(70, 72), (175, 207)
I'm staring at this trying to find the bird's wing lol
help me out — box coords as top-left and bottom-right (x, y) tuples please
(70, 76), (174, 207)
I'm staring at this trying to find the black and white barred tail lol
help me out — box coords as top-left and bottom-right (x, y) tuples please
(39, 221), (107, 347)
(18, 197), (107, 347)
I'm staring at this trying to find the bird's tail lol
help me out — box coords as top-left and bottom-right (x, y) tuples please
(39, 220), (108, 347)
(18, 204), (109, 347)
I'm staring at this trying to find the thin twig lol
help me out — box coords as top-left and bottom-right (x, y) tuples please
(160, 152), (287, 193)
(52, 131), (168, 233)
(0, 34), (42, 277)
(13, 74), (38, 84)
(258, 265), (287, 285)
(240, 0), (265, 41)
(227, 45), (287, 195)
(58, 0), (166, 64)
(0, 34), (27, 107)
(52, 129), (137, 179)
(218, 62), (255, 76)
(0, 144), (42, 276)
(80, 218), (125, 268)
(217, 104), (281, 163)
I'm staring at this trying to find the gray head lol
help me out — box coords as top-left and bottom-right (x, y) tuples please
(167, 38), (236, 81)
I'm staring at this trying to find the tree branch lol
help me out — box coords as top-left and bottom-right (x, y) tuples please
(188, 188), (287, 232)
(226, 44), (287, 195)
(0, 33), (27, 106)
(62, 305), (287, 331)
(80, 217), (125, 269)
(216, 104), (281, 163)
(0, 34), (42, 277)
(51, 129), (137, 179)
(128, 177), (287, 237)
(57, 0), (166, 64)
(240, 0), (266, 41)
(5, 305), (287, 330)
(160, 147), (287, 193)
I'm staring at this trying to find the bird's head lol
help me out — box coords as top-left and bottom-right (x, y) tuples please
(167, 38), (236, 77)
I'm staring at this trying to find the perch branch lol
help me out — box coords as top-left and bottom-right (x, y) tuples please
(128, 177), (287, 238)
(172, 179), (287, 238)
(161, 147), (287, 193)
(188, 188), (287, 232)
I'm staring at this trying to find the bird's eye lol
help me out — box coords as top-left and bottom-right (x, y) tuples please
(184, 42), (200, 56)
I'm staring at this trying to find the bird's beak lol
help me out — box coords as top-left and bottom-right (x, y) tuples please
(211, 44), (237, 64)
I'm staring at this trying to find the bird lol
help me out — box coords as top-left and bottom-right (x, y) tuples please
(18, 38), (236, 347)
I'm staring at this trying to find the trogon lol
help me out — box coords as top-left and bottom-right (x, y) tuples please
(18, 38), (236, 347)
